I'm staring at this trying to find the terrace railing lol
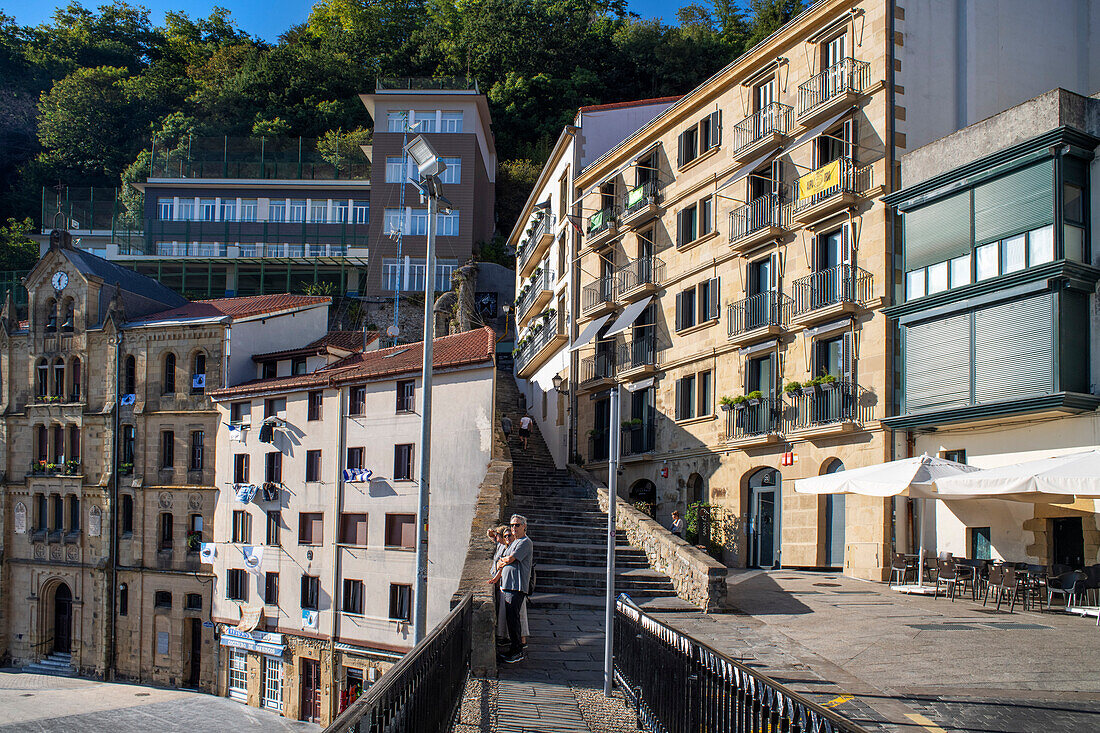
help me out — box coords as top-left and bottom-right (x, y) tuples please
(729, 194), (787, 243)
(797, 58), (870, 116)
(784, 381), (874, 431)
(727, 291), (790, 337)
(732, 103), (793, 151)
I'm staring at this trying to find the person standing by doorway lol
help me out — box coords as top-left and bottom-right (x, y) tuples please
(497, 514), (533, 663)
(518, 414), (533, 450)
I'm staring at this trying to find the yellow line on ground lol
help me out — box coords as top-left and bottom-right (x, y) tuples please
(905, 712), (948, 732)
(821, 694), (853, 708)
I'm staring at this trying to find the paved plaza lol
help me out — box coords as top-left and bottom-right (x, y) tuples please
(0, 669), (310, 731)
(656, 570), (1100, 732)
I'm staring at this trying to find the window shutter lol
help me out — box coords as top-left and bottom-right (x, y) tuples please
(843, 118), (855, 161)
(710, 111), (721, 148)
(394, 448), (402, 479)
(674, 378), (683, 420)
(903, 314), (970, 412)
(769, 254), (779, 291)
(841, 331), (853, 384)
(973, 161), (1054, 245)
(677, 131), (685, 167)
(708, 277), (720, 321)
(973, 294), (1054, 403)
(903, 192), (972, 271)
(675, 291), (684, 331)
(772, 158), (782, 193)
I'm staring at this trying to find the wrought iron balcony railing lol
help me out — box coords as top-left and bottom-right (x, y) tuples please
(725, 397), (783, 440)
(620, 180), (659, 218)
(729, 193), (788, 243)
(732, 102), (793, 151)
(785, 380), (874, 431)
(516, 267), (554, 321)
(792, 263), (872, 316)
(581, 276), (616, 313)
(727, 291), (791, 337)
(792, 157), (870, 216)
(514, 312), (562, 371)
(616, 256), (664, 295)
(587, 205), (616, 237)
(517, 213), (554, 272)
(580, 348), (616, 384)
(589, 430), (610, 462)
(621, 418), (656, 456)
(797, 57), (870, 116)
(616, 335), (657, 371)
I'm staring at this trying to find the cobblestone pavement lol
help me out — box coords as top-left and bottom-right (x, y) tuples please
(655, 570), (1100, 732)
(0, 669), (310, 731)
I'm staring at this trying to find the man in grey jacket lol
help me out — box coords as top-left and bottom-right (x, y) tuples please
(497, 513), (533, 663)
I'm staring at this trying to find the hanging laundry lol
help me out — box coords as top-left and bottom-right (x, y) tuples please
(234, 483), (258, 503)
(199, 542), (216, 563)
(342, 468), (373, 483)
(258, 422), (275, 444)
(119, 394), (135, 406)
(262, 483), (280, 501)
(242, 545), (263, 575)
(227, 424), (244, 443)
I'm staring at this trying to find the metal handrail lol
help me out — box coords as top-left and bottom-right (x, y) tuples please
(732, 103), (793, 151)
(621, 180), (659, 217)
(616, 336), (657, 371)
(615, 599), (870, 733)
(729, 194), (787, 242)
(582, 276), (616, 313)
(727, 291), (790, 337)
(325, 594), (473, 733)
(516, 268), (554, 321)
(616, 257), (664, 294)
(785, 381), (874, 431)
(791, 263), (872, 315)
(797, 57), (870, 115)
(725, 397), (784, 440)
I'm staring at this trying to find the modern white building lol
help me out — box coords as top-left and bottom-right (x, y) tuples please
(206, 327), (496, 724)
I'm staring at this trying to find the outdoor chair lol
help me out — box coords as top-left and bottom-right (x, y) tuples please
(1019, 564), (1047, 611)
(981, 564), (1004, 606)
(890, 553), (913, 586)
(953, 559), (983, 601)
(1083, 565), (1100, 606)
(994, 568), (1027, 612)
(936, 559), (970, 601)
(1047, 570), (1087, 610)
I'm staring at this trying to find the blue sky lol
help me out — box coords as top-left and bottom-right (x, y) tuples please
(3, 0), (694, 43)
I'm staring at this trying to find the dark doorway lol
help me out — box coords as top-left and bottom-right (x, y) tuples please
(186, 618), (202, 687)
(1052, 517), (1084, 568)
(823, 459), (846, 568)
(300, 658), (321, 723)
(53, 583), (73, 653)
(748, 468), (781, 569)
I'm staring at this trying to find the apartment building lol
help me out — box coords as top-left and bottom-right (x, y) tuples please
(206, 328), (495, 725)
(884, 88), (1100, 567)
(532, 0), (1100, 581)
(510, 97), (680, 467)
(0, 233), (330, 688)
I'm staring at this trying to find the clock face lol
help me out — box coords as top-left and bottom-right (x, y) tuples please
(51, 271), (68, 291)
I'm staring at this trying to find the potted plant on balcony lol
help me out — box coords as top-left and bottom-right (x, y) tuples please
(719, 396), (735, 412)
(45, 462), (59, 474)
(31, 460), (47, 475)
(621, 418), (643, 431)
(541, 308), (555, 323)
(746, 391), (764, 406)
(731, 395), (748, 411)
(804, 377), (823, 395)
(783, 381), (802, 396)
(819, 374), (838, 391)
(64, 460), (80, 476)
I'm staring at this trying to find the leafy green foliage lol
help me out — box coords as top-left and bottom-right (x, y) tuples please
(0, 217), (39, 271)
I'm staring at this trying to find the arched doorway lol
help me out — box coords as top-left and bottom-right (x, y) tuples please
(748, 468), (781, 568)
(823, 459), (846, 568)
(53, 583), (72, 653)
(629, 480), (657, 517)
(686, 473), (706, 505)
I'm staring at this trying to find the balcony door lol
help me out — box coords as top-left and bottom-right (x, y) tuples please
(814, 333), (853, 423)
(754, 80), (776, 138)
(746, 256), (778, 330)
(631, 305), (656, 367)
(629, 386), (655, 454)
(814, 225), (852, 307)
(823, 34), (847, 97)
(636, 229), (654, 285)
(599, 255), (615, 300)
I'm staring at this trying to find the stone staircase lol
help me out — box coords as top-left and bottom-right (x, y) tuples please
(498, 373), (686, 610)
(23, 651), (75, 677)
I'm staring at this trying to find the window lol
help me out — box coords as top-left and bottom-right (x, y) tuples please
(158, 198), (173, 220)
(121, 495), (133, 536)
(269, 200), (286, 222)
(436, 210), (460, 236)
(162, 353), (176, 394)
(385, 156), (412, 183)
(389, 584), (412, 622)
(264, 398), (285, 419)
(674, 371), (712, 420)
(396, 380), (415, 412)
(124, 355), (136, 395)
(385, 514), (416, 549)
(185, 593), (202, 610)
(68, 424), (80, 462)
(346, 447), (364, 470)
(677, 197), (712, 246)
(227, 569), (248, 601)
(394, 444), (414, 481)
(52, 358), (64, 397)
(189, 514), (203, 549)
(191, 353), (206, 393)
(240, 199), (257, 221)
(33, 493), (45, 531)
(160, 431), (174, 469)
(292, 357), (307, 375)
(383, 208), (404, 235)
(439, 157), (462, 184)
(927, 261), (948, 294)
(342, 579), (364, 615)
(228, 649), (247, 701)
(221, 199), (237, 221)
(306, 450), (322, 482)
(308, 391), (323, 420)
(266, 510), (281, 546)
(119, 584), (128, 616)
(233, 454), (250, 483)
(178, 199), (194, 220)
(264, 572), (279, 605)
(231, 401), (251, 426)
(1002, 233), (1026, 274)
(942, 449), (967, 464)
(190, 430), (204, 471)
(970, 526), (992, 561)
(334, 200), (349, 223)
(68, 495), (79, 532)
(159, 512), (173, 549)
(35, 425), (46, 463)
(339, 513), (368, 545)
(349, 386), (365, 415)
(36, 358), (48, 397)
(289, 200), (307, 222)
(352, 200), (369, 224)
(52, 425), (63, 464)
(232, 510), (251, 543)
(675, 278), (718, 330)
(154, 591), (172, 609)
(976, 241), (999, 281)
(299, 512), (323, 545)
(677, 111), (720, 167)
(265, 451), (282, 483)
(441, 111), (463, 133)
(301, 575), (320, 610)
(310, 201), (327, 222)
(387, 110), (408, 132)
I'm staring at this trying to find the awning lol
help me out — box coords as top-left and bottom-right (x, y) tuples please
(237, 605), (264, 633)
(571, 314), (613, 351)
(717, 149), (779, 194)
(786, 108), (853, 153)
(604, 296), (653, 337)
(805, 318), (852, 339)
(739, 339), (778, 357)
(625, 377), (654, 392)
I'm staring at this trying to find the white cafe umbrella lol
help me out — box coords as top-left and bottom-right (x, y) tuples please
(934, 449), (1100, 502)
(795, 454), (981, 589)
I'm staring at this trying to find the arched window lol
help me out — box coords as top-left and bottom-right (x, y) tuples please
(163, 353), (176, 394)
(70, 357), (81, 402)
(61, 298), (75, 332)
(191, 352), (207, 394)
(123, 355), (136, 395)
(35, 358), (49, 398)
(44, 298), (57, 333)
(52, 357), (65, 398)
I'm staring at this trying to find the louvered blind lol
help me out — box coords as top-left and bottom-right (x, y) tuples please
(903, 191), (972, 271)
(973, 160), (1054, 245)
(973, 294), (1054, 403)
(904, 314), (970, 412)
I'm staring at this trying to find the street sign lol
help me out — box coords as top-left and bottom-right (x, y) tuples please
(202, 621), (215, 628)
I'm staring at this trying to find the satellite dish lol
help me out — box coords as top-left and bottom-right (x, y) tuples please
(386, 325), (400, 338)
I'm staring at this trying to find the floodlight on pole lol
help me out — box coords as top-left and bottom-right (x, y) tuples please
(404, 135), (448, 179)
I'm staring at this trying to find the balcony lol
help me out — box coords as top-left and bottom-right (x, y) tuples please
(581, 276), (617, 320)
(579, 349), (616, 392)
(517, 213), (555, 278)
(729, 195), (788, 253)
(791, 157), (870, 225)
(619, 181), (659, 228)
(516, 267), (555, 327)
(797, 58), (870, 125)
(585, 205), (618, 250)
(727, 291), (791, 346)
(615, 257), (664, 303)
(514, 312), (567, 378)
(724, 398), (783, 448)
(732, 103), (793, 162)
(621, 418), (656, 457)
(616, 336), (657, 380)
(785, 381), (873, 438)
(791, 264), (872, 327)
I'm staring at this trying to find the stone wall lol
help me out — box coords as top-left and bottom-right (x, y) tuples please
(571, 466), (727, 612)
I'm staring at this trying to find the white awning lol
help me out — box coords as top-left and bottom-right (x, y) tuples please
(806, 318), (852, 339)
(717, 149), (779, 194)
(571, 314), (613, 351)
(604, 296), (653, 337)
(739, 339), (778, 357)
(625, 377), (654, 392)
(786, 108), (853, 153)
(237, 605), (264, 633)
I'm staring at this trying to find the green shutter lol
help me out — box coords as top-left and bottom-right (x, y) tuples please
(903, 191), (971, 271)
(904, 314), (970, 412)
(972, 160), (1054, 244)
(973, 293), (1054, 403)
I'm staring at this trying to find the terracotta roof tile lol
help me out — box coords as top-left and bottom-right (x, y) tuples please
(127, 294), (331, 324)
(210, 327), (496, 399)
(578, 95), (683, 113)
(251, 330), (379, 362)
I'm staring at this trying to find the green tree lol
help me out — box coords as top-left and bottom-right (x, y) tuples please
(0, 217), (39, 271)
(317, 127), (371, 177)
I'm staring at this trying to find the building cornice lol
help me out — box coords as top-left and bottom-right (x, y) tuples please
(882, 392), (1100, 431)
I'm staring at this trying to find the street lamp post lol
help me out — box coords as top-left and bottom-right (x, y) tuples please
(403, 134), (451, 645)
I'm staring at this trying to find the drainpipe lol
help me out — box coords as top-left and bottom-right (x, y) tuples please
(331, 383), (348, 713)
(106, 332), (122, 680)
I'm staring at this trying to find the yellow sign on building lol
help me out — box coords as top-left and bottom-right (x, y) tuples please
(798, 159), (842, 200)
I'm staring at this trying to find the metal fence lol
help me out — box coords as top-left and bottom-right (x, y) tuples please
(727, 291), (790, 337)
(797, 58), (870, 116)
(149, 136), (369, 180)
(615, 599), (869, 733)
(617, 256), (664, 294)
(582, 276), (616, 313)
(791, 264), (873, 316)
(729, 194), (788, 243)
(324, 594), (472, 733)
(732, 103), (793, 151)
(784, 381), (875, 431)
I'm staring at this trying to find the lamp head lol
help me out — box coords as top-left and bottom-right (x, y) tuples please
(552, 374), (563, 391)
(404, 135), (447, 179)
